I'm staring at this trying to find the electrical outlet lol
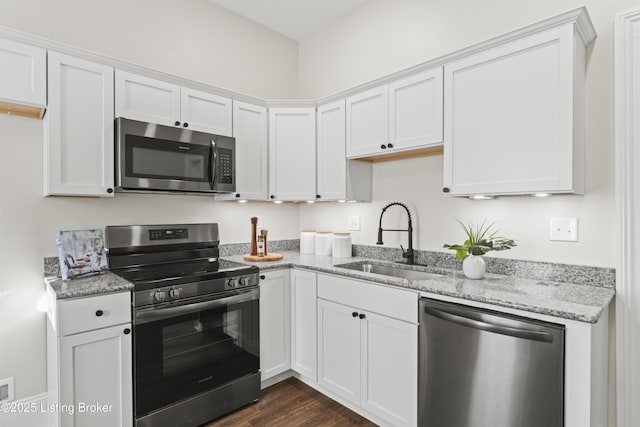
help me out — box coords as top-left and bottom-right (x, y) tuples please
(549, 217), (578, 242)
(348, 216), (361, 231)
(0, 377), (14, 402)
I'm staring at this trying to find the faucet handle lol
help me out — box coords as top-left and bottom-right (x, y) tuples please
(401, 245), (407, 255)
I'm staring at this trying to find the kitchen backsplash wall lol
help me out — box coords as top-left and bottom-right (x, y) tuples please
(297, 0), (627, 269)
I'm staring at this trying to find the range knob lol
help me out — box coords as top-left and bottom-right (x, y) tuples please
(153, 290), (166, 302)
(227, 278), (238, 288)
(238, 276), (247, 287)
(168, 287), (181, 299)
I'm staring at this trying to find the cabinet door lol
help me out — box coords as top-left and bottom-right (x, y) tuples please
(259, 270), (290, 381)
(0, 38), (46, 106)
(290, 269), (317, 382)
(361, 311), (417, 427)
(443, 24), (578, 196)
(115, 70), (180, 127)
(317, 299), (361, 405)
(45, 52), (114, 197)
(317, 100), (347, 200)
(346, 85), (388, 158)
(389, 68), (443, 151)
(180, 87), (232, 136)
(268, 108), (316, 201)
(59, 324), (132, 427)
(233, 101), (268, 200)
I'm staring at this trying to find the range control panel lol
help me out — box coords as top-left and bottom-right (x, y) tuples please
(149, 228), (189, 241)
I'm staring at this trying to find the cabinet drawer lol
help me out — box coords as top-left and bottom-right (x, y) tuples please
(58, 292), (131, 336)
(317, 274), (417, 323)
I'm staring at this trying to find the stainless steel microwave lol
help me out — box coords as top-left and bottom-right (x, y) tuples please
(115, 118), (235, 195)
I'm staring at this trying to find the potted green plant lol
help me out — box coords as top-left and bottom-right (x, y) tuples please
(443, 219), (516, 279)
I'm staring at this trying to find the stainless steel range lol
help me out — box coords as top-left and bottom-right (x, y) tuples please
(106, 223), (260, 427)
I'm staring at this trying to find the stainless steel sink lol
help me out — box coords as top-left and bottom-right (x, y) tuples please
(336, 262), (444, 281)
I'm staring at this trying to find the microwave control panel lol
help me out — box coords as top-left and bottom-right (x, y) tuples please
(217, 148), (233, 184)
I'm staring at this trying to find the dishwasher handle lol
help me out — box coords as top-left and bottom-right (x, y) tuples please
(424, 306), (554, 343)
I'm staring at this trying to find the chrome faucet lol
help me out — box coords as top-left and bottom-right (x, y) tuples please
(376, 202), (414, 265)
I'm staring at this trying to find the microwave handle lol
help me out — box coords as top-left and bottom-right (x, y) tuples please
(210, 139), (217, 189)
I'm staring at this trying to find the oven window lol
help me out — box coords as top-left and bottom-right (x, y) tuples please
(125, 134), (210, 182)
(134, 298), (259, 417)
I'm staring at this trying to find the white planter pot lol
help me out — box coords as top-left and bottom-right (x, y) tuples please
(463, 255), (486, 279)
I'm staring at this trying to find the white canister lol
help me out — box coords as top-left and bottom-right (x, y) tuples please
(300, 230), (316, 254)
(332, 232), (352, 258)
(315, 231), (333, 256)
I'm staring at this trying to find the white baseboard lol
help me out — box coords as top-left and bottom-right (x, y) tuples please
(0, 393), (48, 427)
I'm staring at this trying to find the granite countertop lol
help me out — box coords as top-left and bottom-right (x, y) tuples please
(222, 251), (614, 323)
(44, 258), (252, 300)
(45, 272), (134, 299)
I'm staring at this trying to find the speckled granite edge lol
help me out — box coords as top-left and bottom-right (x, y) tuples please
(223, 252), (614, 323)
(352, 245), (616, 289)
(219, 239), (299, 256)
(46, 272), (134, 299)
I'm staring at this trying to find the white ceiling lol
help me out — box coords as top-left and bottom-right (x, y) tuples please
(209, 0), (371, 41)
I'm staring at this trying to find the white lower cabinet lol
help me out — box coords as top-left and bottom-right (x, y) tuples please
(259, 269), (291, 381)
(46, 291), (132, 427)
(290, 269), (318, 381)
(317, 273), (418, 427)
(317, 299), (362, 405)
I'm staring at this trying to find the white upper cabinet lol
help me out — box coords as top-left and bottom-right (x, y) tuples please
(181, 87), (233, 135)
(231, 101), (269, 200)
(115, 70), (180, 127)
(389, 69), (443, 151)
(268, 107), (316, 201)
(0, 38), (46, 107)
(443, 21), (591, 196)
(45, 52), (115, 197)
(115, 70), (232, 136)
(346, 86), (389, 157)
(346, 67), (444, 158)
(317, 99), (371, 201)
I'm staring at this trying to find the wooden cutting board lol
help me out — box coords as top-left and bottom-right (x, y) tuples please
(244, 253), (284, 262)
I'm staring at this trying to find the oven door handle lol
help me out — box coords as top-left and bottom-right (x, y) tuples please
(134, 288), (259, 324)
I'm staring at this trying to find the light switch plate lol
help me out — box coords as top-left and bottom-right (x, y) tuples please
(348, 216), (361, 231)
(549, 217), (578, 242)
(0, 377), (14, 402)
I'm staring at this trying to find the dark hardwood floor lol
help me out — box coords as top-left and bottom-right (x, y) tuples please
(206, 378), (377, 426)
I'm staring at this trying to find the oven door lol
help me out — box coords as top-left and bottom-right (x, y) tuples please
(133, 287), (259, 418)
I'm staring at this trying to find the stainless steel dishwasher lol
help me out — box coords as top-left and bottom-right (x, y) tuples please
(419, 298), (565, 427)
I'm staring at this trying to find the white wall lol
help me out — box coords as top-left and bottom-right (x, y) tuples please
(0, 0), (300, 401)
(298, 0), (634, 268)
(0, 0), (299, 99)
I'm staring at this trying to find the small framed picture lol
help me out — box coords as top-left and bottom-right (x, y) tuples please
(57, 229), (108, 280)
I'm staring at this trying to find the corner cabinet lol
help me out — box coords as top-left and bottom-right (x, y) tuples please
(44, 52), (115, 197)
(268, 107), (316, 201)
(259, 270), (291, 382)
(115, 70), (232, 136)
(46, 291), (132, 427)
(317, 273), (418, 427)
(346, 68), (443, 159)
(231, 101), (269, 201)
(317, 100), (372, 201)
(443, 17), (595, 196)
